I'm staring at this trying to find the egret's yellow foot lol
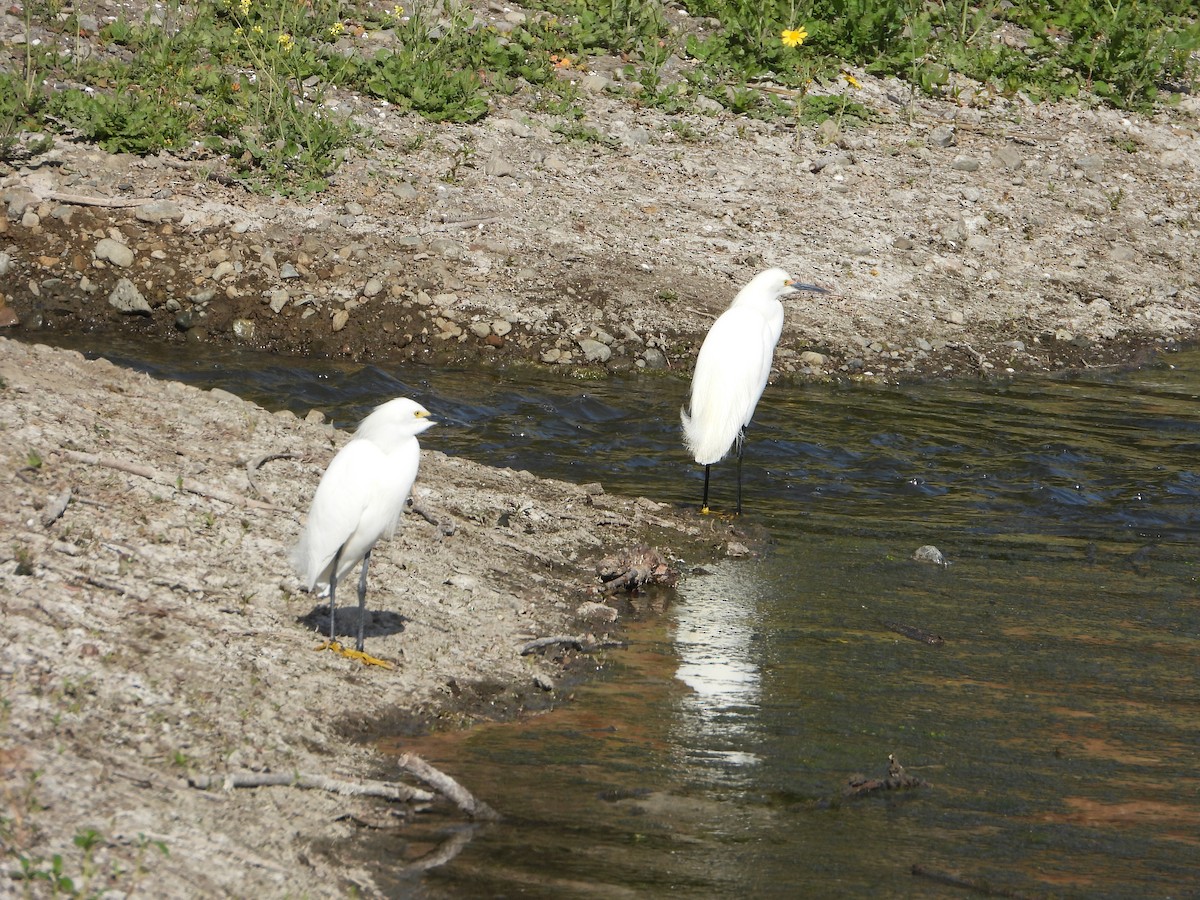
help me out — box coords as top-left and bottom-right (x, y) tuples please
(314, 640), (396, 669)
(700, 505), (712, 515)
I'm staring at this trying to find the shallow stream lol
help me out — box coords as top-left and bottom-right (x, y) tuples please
(27, 335), (1200, 897)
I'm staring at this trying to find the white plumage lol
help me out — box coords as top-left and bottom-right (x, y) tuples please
(292, 397), (435, 651)
(681, 267), (826, 513)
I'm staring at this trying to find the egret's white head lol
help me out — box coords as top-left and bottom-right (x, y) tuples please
(355, 397), (436, 446)
(735, 267), (828, 307)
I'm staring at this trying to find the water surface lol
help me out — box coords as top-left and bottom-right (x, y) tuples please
(29, 335), (1200, 897)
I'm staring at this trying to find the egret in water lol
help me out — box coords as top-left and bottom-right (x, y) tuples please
(291, 397), (435, 655)
(681, 267), (827, 514)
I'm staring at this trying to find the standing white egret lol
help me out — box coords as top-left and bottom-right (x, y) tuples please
(291, 397), (435, 654)
(681, 268), (827, 514)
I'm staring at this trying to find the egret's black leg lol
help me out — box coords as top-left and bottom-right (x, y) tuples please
(735, 427), (746, 515)
(328, 547), (343, 642)
(355, 549), (372, 652)
(701, 464), (712, 513)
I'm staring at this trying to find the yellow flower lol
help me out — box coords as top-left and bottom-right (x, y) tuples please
(329, 21), (344, 36)
(391, 4), (404, 17)
(277, 32), (294, 49)
(251, 23), (263, 33)
(842, 69), (861, 89)
(237, 0), (249, 14)
(781, 27), (808, 48)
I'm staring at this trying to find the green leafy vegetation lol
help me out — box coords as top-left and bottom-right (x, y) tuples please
(1, 0), (1195, 193)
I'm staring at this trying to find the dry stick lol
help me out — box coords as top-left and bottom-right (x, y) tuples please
(188, 771), (435, 803)
(519, 635), (626, 656)
(42, 190), (155, 208)
(410, 501), (455, 536)
(246, 451), (303, 500)
(62, 450), (284, 512)
(520, 635), (585, 655)
(397, 753), (500, 821)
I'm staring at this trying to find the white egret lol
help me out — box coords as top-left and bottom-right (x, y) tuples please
(681, 268), (827, 514)
(291, 397), (435, 653)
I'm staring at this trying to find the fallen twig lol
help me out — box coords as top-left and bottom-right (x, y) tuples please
(844, 754), (930, 798)
(884, 621), (945, 647)
(62, 449), (284, 512)
(42, 190), (155, 208)
(596, 546), (678, 594)
(246, 451), (303, 500)
(911, 864), (1033, 898)
(410, 500), (456, 536)
(188, 771), (435, 803)
(397, 753), (499, 821)
(519, 634), (626, 656)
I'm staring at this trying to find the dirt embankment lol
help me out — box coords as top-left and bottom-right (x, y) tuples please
(2, 56), (1199, 380)
(0, 337), (710, 897)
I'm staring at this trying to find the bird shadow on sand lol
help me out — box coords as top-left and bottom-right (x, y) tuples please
(297, 604), (409, 645)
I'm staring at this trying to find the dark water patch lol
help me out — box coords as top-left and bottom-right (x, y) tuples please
(16, 333), (1200, 898)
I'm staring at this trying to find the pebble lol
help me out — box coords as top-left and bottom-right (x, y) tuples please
(492, 319), (512, 337)
(268, 290), (289, 313)
(912, 545), (946, 565)
(484, 155), (516, 178)
(331, 310), (349, 332)
(94, 238), (134, 268)
(641, 348), (667, 369)
(928, 125), (957, 148)
(578, 338), (611, 363)
(279, 263), (300, 279)
(107, 278), (150, 314)
(134, 200), (184, 224)
(362, 277), (383, 297)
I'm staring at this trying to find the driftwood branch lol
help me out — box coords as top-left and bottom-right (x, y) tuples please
(519, 635), (627, 656)
(246, 451), (303, 500)
(844, 754), (930, 798)
(596, 546), (678, 595)
(911, 864), (1033, 898)
(188, 771), (435, 803)
(397, 753), (499, 821)
(410, 500), (456, 536)
(62, 450), (284, 512)
(883, 621), (945, 646)
(42, 190), (154, 208)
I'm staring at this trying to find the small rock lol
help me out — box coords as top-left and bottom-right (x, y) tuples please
(331, 309), (350, 332)
(912, 545), (946, 565)
(576, 601), (618, 624)
(581, 73), (611, 94)
(268, 289), (289, 313)
(0, 251), (10, 277)
(928, 125), (956, 148)
(94, 238), (134, 268)
(492, 319), (512, 337)
(211, 260), (235, 281)
(279, 262), (300, 279)
(134, 200), (184, 224)
(950, 155), (981, 172)
(641, 348), (667, 369)
(363, 277), (384, 298)
(107, 278), (151, 314)
(995, 146), (1023, 171)
(799, 350), (827, 367)
(484, 155), (516, 178)
(578, 339), (611, 363)
(469, 321), (492, 338)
